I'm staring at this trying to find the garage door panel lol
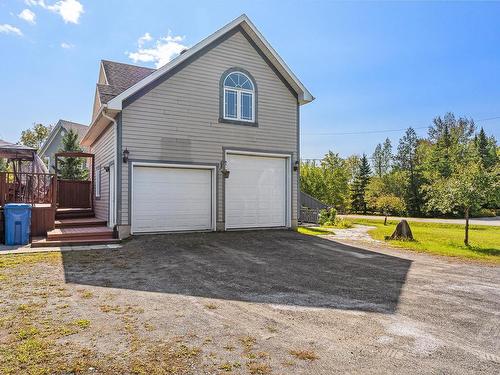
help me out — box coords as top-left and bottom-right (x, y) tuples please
(133, 166), (212, 233)
(226, 154), (287, 229)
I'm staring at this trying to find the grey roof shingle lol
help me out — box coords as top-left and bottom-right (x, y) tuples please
(97, 60), (156, 104)
(102, 60), (155, 88)
(59, 120), (88, 140)
(96, 84), (124, 104)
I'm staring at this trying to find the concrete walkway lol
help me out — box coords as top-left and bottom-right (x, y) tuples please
(340, 214), (500, 227)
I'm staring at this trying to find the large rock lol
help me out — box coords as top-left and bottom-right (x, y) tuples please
(389, 220), (414, 241)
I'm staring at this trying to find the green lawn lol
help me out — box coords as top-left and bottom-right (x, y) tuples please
(297, 226), (333, 236)
(353, 219), (500, 263)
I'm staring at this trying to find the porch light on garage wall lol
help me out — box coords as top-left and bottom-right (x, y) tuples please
(123, 148), (130, 163)
(220, 160), (230, 178)
(294, 160), (299, 171)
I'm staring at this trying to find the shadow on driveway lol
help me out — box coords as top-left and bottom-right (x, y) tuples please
(61, 230), (412, 313)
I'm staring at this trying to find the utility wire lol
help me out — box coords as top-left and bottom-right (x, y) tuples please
(302, 115), (500, 136)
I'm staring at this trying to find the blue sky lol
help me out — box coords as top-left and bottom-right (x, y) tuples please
(1, 1), (499, 159)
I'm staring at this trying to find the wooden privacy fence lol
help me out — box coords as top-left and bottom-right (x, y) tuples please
(57, 180), (92, 208)
(0, 171), (56, 206)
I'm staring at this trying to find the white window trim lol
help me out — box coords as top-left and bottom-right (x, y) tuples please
(95, 166), (101, 198)
(223, 72), (255, 123)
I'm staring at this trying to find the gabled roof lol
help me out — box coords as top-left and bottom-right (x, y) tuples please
(59, 120), (88, 139)
(107, 14), (314, 110)
(38, 119), (88, 156)
(97, 61), (156, 104)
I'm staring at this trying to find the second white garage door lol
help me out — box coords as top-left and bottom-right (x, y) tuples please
(225, 153), (288, 229)
(132, 165), (214, 233)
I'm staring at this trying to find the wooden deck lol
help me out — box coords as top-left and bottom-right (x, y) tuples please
(31, 208), (119, 247)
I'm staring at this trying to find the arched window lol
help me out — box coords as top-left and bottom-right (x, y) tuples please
(222, 70), (255, 123)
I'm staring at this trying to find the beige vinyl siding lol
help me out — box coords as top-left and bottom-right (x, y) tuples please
(90, 123), (115, 221)
(98, 64), (107, 84)
(91, 89), (101, 122)
(120, 30), (298, 228)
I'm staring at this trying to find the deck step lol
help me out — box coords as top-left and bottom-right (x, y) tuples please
(55, 217), (107, 228)
(47, 226), (114, 241)
(56, 208), (94, 219)
(31, 237), (121, 248)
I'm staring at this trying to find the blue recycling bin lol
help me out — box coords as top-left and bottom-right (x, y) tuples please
(4, 203), (32, 246)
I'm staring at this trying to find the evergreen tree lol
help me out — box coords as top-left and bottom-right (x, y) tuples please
(58, 129), (88, 180)
(382, 138), (392, 173)
(371, 143), (384, 177)
(350, 154), (371, 213)
(395, 127), (424, 215)
(428, 113), (475, 178)
(474, 127), (498, 170)
(371, 138), (392, 178)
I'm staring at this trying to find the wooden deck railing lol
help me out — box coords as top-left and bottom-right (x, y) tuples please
(0, 171), (57, 207)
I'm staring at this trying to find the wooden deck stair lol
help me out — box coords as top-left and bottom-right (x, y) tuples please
(32, 208), (120, 248)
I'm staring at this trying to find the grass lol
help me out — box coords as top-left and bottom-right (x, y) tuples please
(204, 302), (218, 310)
(353, 219), (500, 263)
(297, 226), (332, 236)
(73, 319), (91, 329)
(289, 349), (319, 361)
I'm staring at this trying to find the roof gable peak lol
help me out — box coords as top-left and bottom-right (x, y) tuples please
(107, 14), (313, 110)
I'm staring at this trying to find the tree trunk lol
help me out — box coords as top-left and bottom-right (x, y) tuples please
(464, 207), (470, 246)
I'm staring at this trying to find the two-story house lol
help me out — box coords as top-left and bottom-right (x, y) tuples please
(80, 14), (314, 238)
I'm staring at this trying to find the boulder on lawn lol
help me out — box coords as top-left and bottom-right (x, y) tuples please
(387, 219), (414, 241)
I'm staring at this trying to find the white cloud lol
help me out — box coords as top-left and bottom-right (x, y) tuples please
(18, 9), (36, 24)
(128, 32), (188, 68)
(26, 0), (84, 24)
(138, 32), (152, 47)
(0, 24), (23, 36)
(61, 41), (74, 48)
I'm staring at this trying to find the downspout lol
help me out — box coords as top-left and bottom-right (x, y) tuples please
(102, 105), (118, 230)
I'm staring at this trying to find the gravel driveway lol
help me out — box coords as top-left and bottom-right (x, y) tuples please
(1, 230), (499, 374)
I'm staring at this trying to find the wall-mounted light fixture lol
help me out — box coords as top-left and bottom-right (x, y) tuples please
(293, 160), (299, 171)
(220, 160), (230, 178)
(123, 148), (130, 163)
(104, 166), (110, 172)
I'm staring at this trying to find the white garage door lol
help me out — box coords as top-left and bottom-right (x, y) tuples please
(225, 154), (287, 229)
(132, 165), (213, 233)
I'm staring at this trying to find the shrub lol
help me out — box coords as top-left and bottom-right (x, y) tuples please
(331, 217), (353, 228)
(471, 208), (496, 218)
(318, 208), (337, 226)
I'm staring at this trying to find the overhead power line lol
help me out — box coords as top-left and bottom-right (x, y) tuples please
(302, 115), (500, 136)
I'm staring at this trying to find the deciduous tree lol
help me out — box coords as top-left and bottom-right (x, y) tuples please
(19, 123), (52, 150)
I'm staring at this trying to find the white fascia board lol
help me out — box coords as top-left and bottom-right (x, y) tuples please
(38, 121), (62, 156)
(107, 14), (314, 110)
(80, 105), (105, 147)
(240, 17), (314, 105)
